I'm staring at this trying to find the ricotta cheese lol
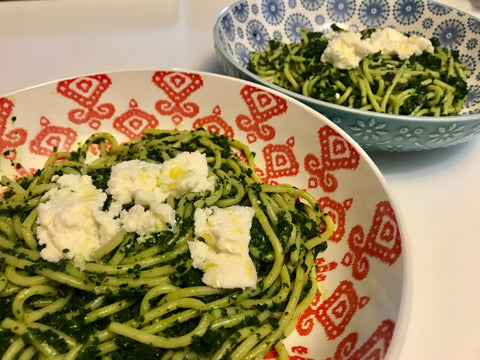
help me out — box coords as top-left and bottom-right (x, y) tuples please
(36, 175), (178, 262)
(108, 151), (215, 206)
(37, 176), (178, 262)
(120, 203), (176, 237)
(320, 27), (434, 69)
(37, 151), (215, 262)
(36, 174), (120, 262)
(321, 30), (373, 70)
(368, 27), (434, 60)
(188, 206), (257, 289)
(36, 151), (255, 292)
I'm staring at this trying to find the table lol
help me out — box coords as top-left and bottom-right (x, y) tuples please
(0, 0), (478, 359)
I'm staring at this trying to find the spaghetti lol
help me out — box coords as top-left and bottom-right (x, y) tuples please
(248, 26), (470, 116)
(0, 129), (333, 359)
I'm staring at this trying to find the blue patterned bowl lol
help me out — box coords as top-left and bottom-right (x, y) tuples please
(213, 0), (480, 151)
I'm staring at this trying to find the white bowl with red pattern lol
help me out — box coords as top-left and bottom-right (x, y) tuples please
(0, 70), (408, 359)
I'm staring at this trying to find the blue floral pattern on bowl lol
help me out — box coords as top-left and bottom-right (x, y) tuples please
(213, 0), (480, 151)
(358, 0), (390, 27)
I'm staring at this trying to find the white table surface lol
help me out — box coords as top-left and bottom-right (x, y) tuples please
(0, 0), (478, 359)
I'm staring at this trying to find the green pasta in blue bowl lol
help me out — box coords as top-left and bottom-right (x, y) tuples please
(248, 26), (469, 116)
(213, 0), (480, 151)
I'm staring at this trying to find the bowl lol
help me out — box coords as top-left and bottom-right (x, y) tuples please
(0, 69), (407, 359)
(213, 0), (480, 151)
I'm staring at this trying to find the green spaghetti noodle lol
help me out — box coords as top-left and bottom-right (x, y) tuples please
(248, 26), (470, 116)
(0, 129), (333, 359)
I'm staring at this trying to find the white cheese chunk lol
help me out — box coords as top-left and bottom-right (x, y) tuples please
(368, 27), (434, 60)
(321, 30), (373, 70)
(107, 151), (215, 206)
(107, 159), (164, 205)
(189, 206), (257, 289)
(36, 152), (220, 263)
(120, 203), (176, 237)
(37, 174), (121, 262)
(321, 27), (434, 69)
(159, 151), (215, 199)
(36, 173), (177, 262)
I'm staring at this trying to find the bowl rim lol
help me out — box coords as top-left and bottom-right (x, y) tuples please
(213, 0), (480, 124)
